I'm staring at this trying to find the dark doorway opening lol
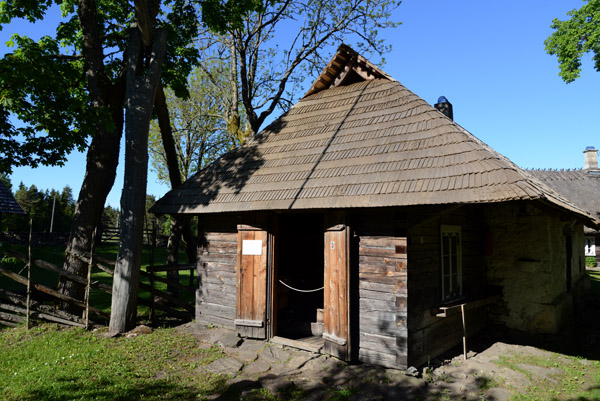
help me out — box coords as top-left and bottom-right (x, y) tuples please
(274, 213), (324, 342)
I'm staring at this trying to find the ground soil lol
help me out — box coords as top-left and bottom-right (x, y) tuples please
(173, 308), (599, 401)
(171, 293), (600, 401)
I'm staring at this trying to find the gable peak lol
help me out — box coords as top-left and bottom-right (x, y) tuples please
(303, 44), (394, 98)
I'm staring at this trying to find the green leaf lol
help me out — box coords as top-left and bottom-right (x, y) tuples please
(545, 0), (600, 83)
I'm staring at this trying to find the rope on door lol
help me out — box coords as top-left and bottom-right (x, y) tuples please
(278, 279), (324, 293)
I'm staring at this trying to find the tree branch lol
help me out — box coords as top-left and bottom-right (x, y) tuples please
(155, 83), (183, 188)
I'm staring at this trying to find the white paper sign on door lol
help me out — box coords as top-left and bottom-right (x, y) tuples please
(242, 240), (263, 255)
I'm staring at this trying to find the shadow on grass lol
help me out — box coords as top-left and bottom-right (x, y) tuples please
(11, 375), (229, 401)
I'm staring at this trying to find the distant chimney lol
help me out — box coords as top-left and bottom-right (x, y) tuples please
(584, 146), (598, 170)
(434, 96), (453, 120)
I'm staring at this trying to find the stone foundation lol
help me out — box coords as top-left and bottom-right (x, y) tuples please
(484, 202), (586, 334)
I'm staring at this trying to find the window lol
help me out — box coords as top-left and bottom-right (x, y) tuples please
(441, 225), (462, 301)
(585, 237), (596, 257)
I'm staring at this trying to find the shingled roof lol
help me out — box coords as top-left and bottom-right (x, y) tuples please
(0, 181), (24, 215)
(152, 45), (598, 227)
(528, 169), (600, 232)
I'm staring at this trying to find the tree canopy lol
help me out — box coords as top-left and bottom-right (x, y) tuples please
(148, 63), (243, 185)
(545, 0), (600, 83)
(2, 182), (75, 232)
(197, 0), (401, 135)
(0, 0), (200, 174)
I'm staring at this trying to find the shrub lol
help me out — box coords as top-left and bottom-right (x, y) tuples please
(586, 256), (597, 268)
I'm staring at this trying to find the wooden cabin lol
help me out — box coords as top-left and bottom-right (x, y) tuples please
(152, 45), (598, 369)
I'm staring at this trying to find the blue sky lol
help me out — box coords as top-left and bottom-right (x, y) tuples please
(2, 0), (599, 208)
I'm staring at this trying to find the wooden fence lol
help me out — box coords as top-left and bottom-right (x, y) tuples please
(0, 226), (195, 329)
(100, 226), (154, 245)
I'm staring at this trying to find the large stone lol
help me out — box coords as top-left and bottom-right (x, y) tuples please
(125, 325), (153, 338)
(206, 357), (244, 375)
(287, 354), (314, 370)
(219, 332), (242, 348)
(238, 339), (266, 353)
(260, 346), (291, 363)
(235, 349), (260, 363)
(243, 359), (271, 375)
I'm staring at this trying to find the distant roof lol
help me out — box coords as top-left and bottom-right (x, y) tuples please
(152, 45), (598, 227)
(0, 181), (25, 214)
(528, 169), (600, 232)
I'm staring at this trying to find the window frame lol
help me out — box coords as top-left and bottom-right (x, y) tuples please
(440, 225), (463, 302)
(585, 236), (596, 257)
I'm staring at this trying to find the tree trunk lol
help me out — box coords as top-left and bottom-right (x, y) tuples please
(60, 99), (124, 310)
(166, 216), (181, 296)
(155, 83), (197, 294)
(58, 0), (126, 312)
(109, 28), (167, 333)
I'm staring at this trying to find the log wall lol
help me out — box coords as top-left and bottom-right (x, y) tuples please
(196, 227), (238, 328)
(351, 209), (409, 369)
(407, 205), (488, 368)
(196, 213), (269, 329)
(357, 235), (408, 369)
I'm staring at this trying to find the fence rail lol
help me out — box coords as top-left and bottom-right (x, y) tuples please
(0, 225), (195, 329)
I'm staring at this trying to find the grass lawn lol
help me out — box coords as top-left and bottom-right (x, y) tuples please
(2, 323), (600, 401)
(492, 353), (600, 401)
(587, 269), (600, 297)
(0, 324), (227, 401)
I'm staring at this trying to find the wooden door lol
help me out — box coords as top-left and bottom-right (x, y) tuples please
(323, 222), (350, 360)
(235, 225), (268, 339)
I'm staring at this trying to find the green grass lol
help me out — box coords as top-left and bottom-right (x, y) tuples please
(587, 270), (600, 297)
(0, 324), (227, 401)
(492, 352), (600, 401)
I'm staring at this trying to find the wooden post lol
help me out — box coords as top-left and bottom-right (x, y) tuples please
(26, 217), (33, 330)
(461, 304), (467, 360)
(84, 227), (97, 329)
(149, 221), (156, 325)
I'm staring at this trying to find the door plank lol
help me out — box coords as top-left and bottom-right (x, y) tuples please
(324, 225), (350, 360)
(236, 227), (268, 339)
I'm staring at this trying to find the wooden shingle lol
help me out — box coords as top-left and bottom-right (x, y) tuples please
(0, 181), (24, 215)
(152, 45), (598, 227)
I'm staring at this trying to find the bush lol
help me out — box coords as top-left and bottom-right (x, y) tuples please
(586, 256), (597, 268)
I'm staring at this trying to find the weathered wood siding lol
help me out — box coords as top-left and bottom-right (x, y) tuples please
(407, 205), (487, 368)
(196, 228), (238, 328)
(358, 235), (408, 369)
(196, 214), (269, 329)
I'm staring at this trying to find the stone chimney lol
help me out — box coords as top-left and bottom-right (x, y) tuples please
(434, 96), (453, 120)
(584, 146), (598, 170)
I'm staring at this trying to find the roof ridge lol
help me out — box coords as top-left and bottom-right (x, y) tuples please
(303, 44), (396, 98)
(525, 167), (584, 172)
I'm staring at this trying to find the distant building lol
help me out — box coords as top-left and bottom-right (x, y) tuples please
(0, 180), (25, 229)
(529, 147), (600, 267)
